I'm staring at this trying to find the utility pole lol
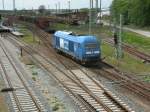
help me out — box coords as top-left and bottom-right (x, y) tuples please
(91, 0), (93, 9)
(99, 0), (102, 23)
(118, 14), (123, 58)
(13, 0), (16, 31)
(95, 0), (98, 24)
(89, 0), (92, 34)
(68, 0), (71, 13)
(48, 5), (51, 15)
(95, 0), (98, 13)
(48, 5), (50, 10)
(58, 2), (60, 14)
(2, 0), (5, 10)
(13, 0), (15, 11)
(113, 17), (119, 58)
(89, 0), (94, 24)
(55, 3), (57, 14)
(114, 14), (123, 59)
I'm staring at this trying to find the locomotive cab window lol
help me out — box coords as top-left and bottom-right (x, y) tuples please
(85, 43), (97, 49)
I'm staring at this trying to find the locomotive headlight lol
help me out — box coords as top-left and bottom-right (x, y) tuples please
(86, 51), (99, 55)
(86, 51), (92, 54)
(94, 51), (100, 54)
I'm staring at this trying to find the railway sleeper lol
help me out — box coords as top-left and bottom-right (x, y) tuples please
(1, 87), (15, 92)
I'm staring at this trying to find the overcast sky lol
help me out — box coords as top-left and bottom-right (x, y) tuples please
(0, 0), (113, 10)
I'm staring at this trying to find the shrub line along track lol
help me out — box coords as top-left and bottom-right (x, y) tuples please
(0, 37), (47, 112)
(104, 38), (150, 63)
(7, 27), (135, 112)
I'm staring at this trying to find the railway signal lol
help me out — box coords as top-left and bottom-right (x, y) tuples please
(114, 32), (118, 45)
(20, 46), (23, 57)
(118, 14), (123, 58)
(113, 14), (123, 59)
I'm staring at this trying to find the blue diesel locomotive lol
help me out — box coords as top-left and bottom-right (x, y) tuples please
(52, 31), (101, 64)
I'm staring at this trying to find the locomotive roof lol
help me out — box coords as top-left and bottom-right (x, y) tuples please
(54, 31), (98, 43)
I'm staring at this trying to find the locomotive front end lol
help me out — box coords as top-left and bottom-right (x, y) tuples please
(82, 36), (101, 63)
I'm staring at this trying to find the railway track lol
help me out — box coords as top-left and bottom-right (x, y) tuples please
(92, 62), (150, 101)
(6, 34), (93, 112)
(6, 32), (134, 112)
(0, 37), (46, 112)
(29, 25), (150, 101)
(104, 38), (150, 63)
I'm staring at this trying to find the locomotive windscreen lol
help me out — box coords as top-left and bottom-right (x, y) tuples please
(85, 43), (97, 49)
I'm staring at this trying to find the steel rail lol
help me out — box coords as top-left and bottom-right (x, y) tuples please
(0, 38), (43, 112)
(7, 33), (96, 112)
(14, 26), (133, 111)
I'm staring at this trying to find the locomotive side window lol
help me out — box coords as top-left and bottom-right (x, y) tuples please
(74, 43), (78, 52)
(78, 43), (81, 48)
(85, 43), (97, 49)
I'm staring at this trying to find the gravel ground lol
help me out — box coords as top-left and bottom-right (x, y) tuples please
(4, 37), (81, 112)
(32, 39), (150, 112)
(0, 74), (9, 112)
(25, 64), (80, 112)
(81, 67), (150, 112)
(6, 33), (150, 112)
(1, 38), (51, 112)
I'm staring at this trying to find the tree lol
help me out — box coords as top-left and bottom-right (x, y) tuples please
(110, 0), (130, 25)
(129, 0), (150, 26)
(110, 0), (150, 26)
(38, 5), (46, 14)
